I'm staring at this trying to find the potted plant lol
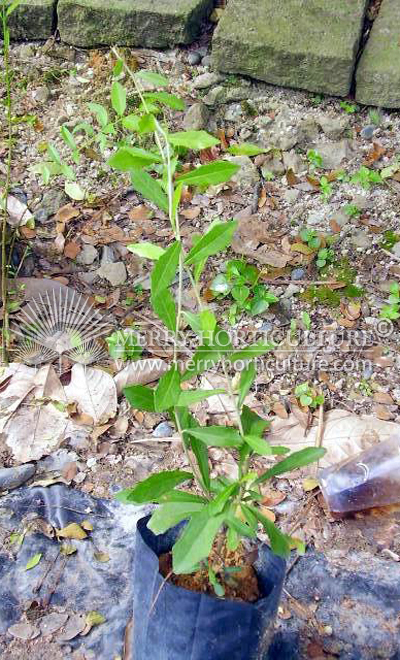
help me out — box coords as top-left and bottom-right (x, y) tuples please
(106, 52), (325, 658)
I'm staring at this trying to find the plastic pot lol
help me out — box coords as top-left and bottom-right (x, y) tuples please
(132, 515), (286, 660)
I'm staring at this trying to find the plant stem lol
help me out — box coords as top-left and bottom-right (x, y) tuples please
(1, 3), (12, 364)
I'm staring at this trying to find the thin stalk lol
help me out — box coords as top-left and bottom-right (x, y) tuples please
(1, 4), (13, 364)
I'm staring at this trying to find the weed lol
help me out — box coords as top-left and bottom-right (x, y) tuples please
(307, 149), (323, 169)
(319, 176), (333, 202)
(340, 101), (358, 114)
(210, 259), (278, 325)
(316, 247), (334, 269)
(299, 228), (322, 250)
(351, 166), (382, 190)
(380, 283), (400, 320)
(294, 382), (324, 408)
(380, 230), (400, 251)
(344, 204), (361, 218)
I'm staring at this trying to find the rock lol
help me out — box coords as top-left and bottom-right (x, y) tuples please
(360, 124), (376, 140)
(282, 283), (300, 299)
(187, 51), (201, 66)
(58, 0), (214, 47)
(32, 86), (51, 104)
(224, 103), (243, 122)
(76, 244), (98, 266)
(183, 102), (209, 130)
(261, 158), (285, 177)
(282, 150), (303, 174)
(259, 107), (301, 150)
(299, 116), (321, 142)
(192, 71), (225, 89)
(153, 421), (174, 438)
(201, 55), (212, 67)
(356, 0), (400, 108)
(291, 268), (306, 281)
(202, 85), (226, 106)
(34, 190), (67, 223)
(226, 156), (260, 189)
(283, 189), (300, 204)
(317, 114), (350, 139)
(391, 242), (400, 258)
(315, 139), (353, 170)
(96, 262), (127, 286)
(352, 229), (371, 249)
(0, 464), (36, 491)
(8, 622), (40, 641)
(101, 245), (116, 265)
(212, 0), (367, 96)
(19, 44), (35, 59)
(351, 194), (369, 209)
(7, 0), (56, 40)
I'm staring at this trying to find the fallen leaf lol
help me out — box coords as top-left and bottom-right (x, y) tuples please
(128, 205), (153, 221)
(180, 207), (201, 220)
(259, 507), (276, 522)
(64, 241), (81, 259)
(373, 391), (394, 405)
(303, 477), (319, 492)
(81, 520), (93, 531)
(26, 553), (42, 570)
(65, 365), (117, 425)
(286, 169), (299, 186)
(291, 242), (314, 255)
(94, 551), (110, 563)
(55, 203), (80, 224)
(272, 402), (289, 419)
(4, 194), (34, 227)
(57, 523), (87, 540)
(269, 409), (400, 467)
(374, 404), (394, 421)
(8, 622), (40, 640)
(60, 543), (77, 556)
(114, 359), (168, 395)
(56, 613), (86, 642)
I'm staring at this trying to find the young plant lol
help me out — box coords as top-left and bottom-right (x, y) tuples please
(106, 329), (143, 361)
(111, 52), (325, 585)
(316, 247), (334, 269)
(339, 101), (358, 114)
(299, 228), (322, 251)
(344, 204), (361, 219)
(307, 149), (323, 170)
(210, 259), (278, 325)
(351, 166), (382, 190)
(380, 283), (400, 320)
(319, 176), (333, 202)
(294, 382), (324, 409)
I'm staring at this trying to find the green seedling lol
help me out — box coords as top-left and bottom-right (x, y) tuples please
(294, 382), (324, 409)
(344, 204), (361, 218)
(307, 149), (323, 169)
(106, 329), (143, 361)
(316, 247), (334, 269)
(339, 101), (358, 114)
(380, 283), (400, 320)
(319, 176), (333, 202)
(350, 166), (383, 190)
(299, 228), (322, 250)
(210, 259), (278, 325)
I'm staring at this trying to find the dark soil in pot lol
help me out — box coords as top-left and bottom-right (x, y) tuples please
(132, 515), (286, 660)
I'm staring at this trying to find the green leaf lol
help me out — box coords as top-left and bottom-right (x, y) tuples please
(187, 426), (243, 448)
(88, 102), (108, 128)
(231, 285), (250, 305)
(122, 114), (140, 132)
(65, 181), (85, 201)
(177, 389), (224, 406)
(154, 366), (181, 412)
(172, 510), (224, 574)
(256, 447), (326, 484)
(108, 146), (162, 171)
(144, 92), (185, 111)
(249, 506), (291, 556)
(60, 125), (77, 152)
(138, 113), (157, 135)
(228, 143), (267, 156)
(168, 130), (219, 150)
(238, 362), (256, 409)
(185, 221), (237, 266)
(177, 160), (240, 187)
(244, 434), (273, 456)
(127, 242), (165, 260)
(136, 70), (169, 87)
(116, 470), (193, 504)
(228, 341), (275, 363)
(7, 0), (23, 15)
(130, 170), (169, 213)
(241, 405), (269, 437)
(148, 502), (205, 534)
(151, 290), (177, 332)
(158, 490), (206, 504)
(151, 241), (181, 298)
(208, 483), (238, 516)
(47, 143), (61, 165)
(124, 384), (155, 411)
(25, 553), (42, 570)
(111, 81), (126, 116)
(225, 513), (256, 539)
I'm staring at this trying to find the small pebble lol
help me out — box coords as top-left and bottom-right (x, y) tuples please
(360, 125), (375, 140)
(187, 52), (201, 66)
(201, 55), (212, 67)
(291, 268), (306, 281)
(153, 421), (174, 438)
